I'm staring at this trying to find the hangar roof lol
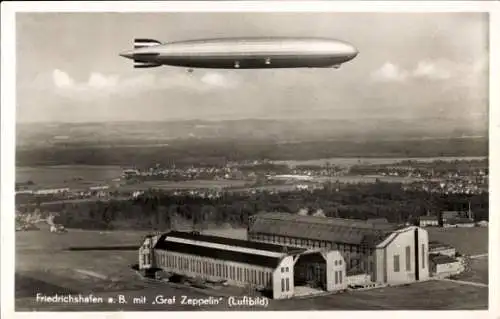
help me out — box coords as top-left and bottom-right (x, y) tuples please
(166, 230), (305, 253)
(153, 231), (306, 268)
(249, 212), (399, 246)
(155, 238), (282, 268)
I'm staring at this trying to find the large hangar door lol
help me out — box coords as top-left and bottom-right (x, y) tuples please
(294, 253), (327, 290)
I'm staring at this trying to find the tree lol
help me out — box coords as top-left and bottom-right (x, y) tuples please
(158, 205), (171, 230)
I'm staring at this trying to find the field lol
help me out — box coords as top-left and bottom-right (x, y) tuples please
(16, 165), (123, 185)
(315, 175), (421, 184)
(272, 156), (487, 168)
(454, 258), (488, 285)
(117, 179), (250, 191)
(16, 165), (251, 194)
(427, 227), (488, 255)
(14, 227), (488, 311)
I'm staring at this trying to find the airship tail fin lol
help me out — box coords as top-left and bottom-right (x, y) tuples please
(134, 38), (162, 49)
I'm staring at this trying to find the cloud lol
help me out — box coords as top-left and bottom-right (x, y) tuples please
(413, 61), (451, 80)
(201, 72), (238, 88)
(53, 69), (74, 88)
(88, 72), (119, 88)
(50, 69), (239, 100)
(370, 63), (408, 82)
(371, 57), (487, 84)
(52, 69), (118, 92)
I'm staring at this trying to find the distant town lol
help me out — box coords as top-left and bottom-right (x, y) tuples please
(16, 158), (488, 205)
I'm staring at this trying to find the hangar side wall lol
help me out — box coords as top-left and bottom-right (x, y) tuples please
(379, 227), (430, 285)
(373, 248), (386, 283)
(417, 228), (430, 281)
(153, 250), (275, 289)
(249, 233), (372, 275)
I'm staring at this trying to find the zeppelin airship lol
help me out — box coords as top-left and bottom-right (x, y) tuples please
(119, 37), (358, 70)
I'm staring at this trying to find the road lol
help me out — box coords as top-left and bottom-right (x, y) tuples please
(18, 196), (129, 207)
(438, 278), (488, 288)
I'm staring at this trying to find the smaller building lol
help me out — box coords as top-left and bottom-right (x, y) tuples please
(34, 187), (70, 195)
(429, 254), (463, 278)
(440, 211), (475, 228)
(346, 269), (371, 287)
(89, 185), (110, 191)
(452, 218), (476, 228)
(16, 190), (34, 195)
(477, 220), (488, 227)
(429, 241), (456, 257)
(418, 216), (439, 227)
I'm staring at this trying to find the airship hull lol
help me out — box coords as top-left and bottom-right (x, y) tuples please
(122, 37), (358, 69)
(136, 55), (348, 69)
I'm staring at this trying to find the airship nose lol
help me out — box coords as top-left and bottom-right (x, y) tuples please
(119, 50), (135, 59)
(346, 44), (359, 59)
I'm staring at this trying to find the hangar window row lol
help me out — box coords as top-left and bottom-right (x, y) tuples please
(157, 252), (273, 286)
(253, 233), (333, 249)
(252, 233), (373, 257)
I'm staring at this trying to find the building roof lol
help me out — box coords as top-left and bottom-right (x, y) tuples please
(154, 239), (282, 268)
(444, 217), (474, 225)
(429, 254), (459, 265)
(429, 241), (454, 251)
(165, 231), (306, 254)
(248, 212), (399, 247)
(152, 231), (307, 269)
(441, 211), (469, 219)
(346, 268), (366, 276)
(419, 215), (438, 221)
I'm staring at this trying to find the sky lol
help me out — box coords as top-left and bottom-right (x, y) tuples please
(16, 12), (489, 124)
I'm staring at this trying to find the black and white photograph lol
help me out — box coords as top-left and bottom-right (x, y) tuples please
(1, 1), (498, 315)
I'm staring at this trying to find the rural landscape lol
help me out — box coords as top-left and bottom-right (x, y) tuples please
(11, 10), (490, 313)
(15, 120), (489, 311)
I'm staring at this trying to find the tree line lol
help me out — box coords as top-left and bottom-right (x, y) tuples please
(29, 181), (488, 231)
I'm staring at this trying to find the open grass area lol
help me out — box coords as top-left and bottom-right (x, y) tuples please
(272, 156), (487, 168)
(427, 227), (488, 255)
(16, 165), (123, 185)
(315, 175), (421, 184)
(454, 257), (489, 285)
(15, 274), (488, 311)
(116, 179), (250, 191)
(16, 165), (251, 193)
(15, 229), (488, 311)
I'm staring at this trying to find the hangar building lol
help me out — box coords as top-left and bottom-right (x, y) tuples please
(247, 212), (430, 285)
(139, 231), (347, 299)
